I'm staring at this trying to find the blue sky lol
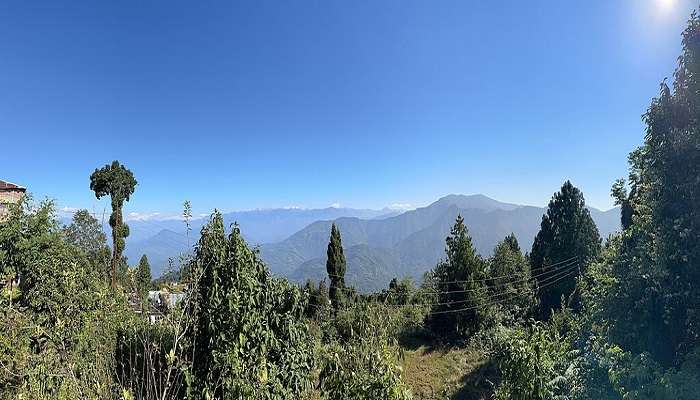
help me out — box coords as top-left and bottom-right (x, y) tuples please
(1, 0), (696, 217)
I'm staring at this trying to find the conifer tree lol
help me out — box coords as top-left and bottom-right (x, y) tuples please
(488, 234), (533, 323)
(325, 223), (347, 311)
(89, 161), (137, 288)
(530, 181), (601, 318)
(136, 254), (151, 294)
(428, 215), (489, 338)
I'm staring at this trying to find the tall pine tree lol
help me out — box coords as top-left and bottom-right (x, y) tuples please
(325, 223), (346, 311)
(530, 181), (601, 318)
(428, 215), (489, 339)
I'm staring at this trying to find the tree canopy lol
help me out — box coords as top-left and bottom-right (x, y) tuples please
(325, 223), (347, 311)
(530, 180), (601, 318)
(89, 160), (137, 288)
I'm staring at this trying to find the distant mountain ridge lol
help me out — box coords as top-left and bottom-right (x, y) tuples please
(115, 194), (619, 286)
(259, 195), (620, 291)
(123, 206), (399, 276)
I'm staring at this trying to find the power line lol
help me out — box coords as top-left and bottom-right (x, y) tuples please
(317, 257), (579, 297)
(323, 256), (578, 285)
(425, 267), (580, 315)
(307, 261), (581, 313)
(371, 263), (579, 308)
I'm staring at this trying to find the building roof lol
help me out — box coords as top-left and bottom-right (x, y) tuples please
(0, 180), (26, 192)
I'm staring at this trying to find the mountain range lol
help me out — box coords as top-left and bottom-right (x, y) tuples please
(122, 206), (400, 275)
(113, 194), (619, 291)
(260, 194), (620, 291)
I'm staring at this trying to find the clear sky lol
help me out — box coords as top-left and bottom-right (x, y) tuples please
(1, 0), (697, 217)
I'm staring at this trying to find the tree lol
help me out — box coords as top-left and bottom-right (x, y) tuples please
(581, 9), (700, 370)
(136, 254), (152, 294)
(427, 215), (490, 339)
(0, 199), (129, 398)
(488, 234), (534, 323)
(304, 279), (330, 319)
(89, 160), (137, 288)
(62, 209), (111, 280)
(190, 212), (313, 398)
(530, 181), (601, 318)
(325, 223), (347, 311)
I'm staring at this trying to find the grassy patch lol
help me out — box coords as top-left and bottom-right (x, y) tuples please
(401, 343), (496, 400)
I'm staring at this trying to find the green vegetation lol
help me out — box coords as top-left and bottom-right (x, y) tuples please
(90, 160), (138, 288)
(427, 215), (491, 339)
(190, 213), (314, 399)
(325, 223), (347, 311)
(2, 8), (700, 400)
(136, 254), (152, 295)
(530, 180), (601, 318)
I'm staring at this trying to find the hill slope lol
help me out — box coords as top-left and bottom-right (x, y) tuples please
(260, 195), (620, 291)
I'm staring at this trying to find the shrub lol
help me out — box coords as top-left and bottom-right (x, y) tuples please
(318, 338), (412, 400)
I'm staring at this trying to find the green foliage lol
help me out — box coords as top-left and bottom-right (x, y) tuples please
(325, 223), (347, 311)
(0, 199), (129, 399)
(303, 279), (331, 320)
(330, 301), (427, 344)
(493, 321), (574, 400)
(62, 208), (111, 280)
(136, 254), (152, 294)
(530, 181), (601, 318)
(487, 234), (534, 324)
(189, 212), (314, 399)
(427, 215), (490, 340)
(386, 277), (415, 306)
(90, 160), (137, 288)
(318, 337), (412, 400)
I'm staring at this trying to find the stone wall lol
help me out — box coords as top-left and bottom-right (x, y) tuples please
(0, 190), (25, 221)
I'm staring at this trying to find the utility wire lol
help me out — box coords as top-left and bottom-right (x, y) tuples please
(316, 257), (579, 297)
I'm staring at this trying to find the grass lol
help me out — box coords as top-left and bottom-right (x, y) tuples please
(401, 340), (497, 400)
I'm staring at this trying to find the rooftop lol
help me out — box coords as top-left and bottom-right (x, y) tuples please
(0, 180), (26, 192)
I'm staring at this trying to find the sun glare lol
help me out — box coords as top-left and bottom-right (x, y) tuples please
(657, 0), (675, 14)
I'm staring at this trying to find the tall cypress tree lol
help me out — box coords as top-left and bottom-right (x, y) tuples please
(89, 160), (137, 288)
(531, 181), (601, 318)
(325, 223), (346, 311)
(136, 254), (152, 294)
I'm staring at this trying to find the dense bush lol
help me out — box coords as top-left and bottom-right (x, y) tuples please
(188, 212), (314, 399)
(0, 199), (129, 399)
(493, 320), (574, 400)
(319, 337), (412, 400)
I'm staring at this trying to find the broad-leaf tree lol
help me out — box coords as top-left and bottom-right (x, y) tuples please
(62, 209), (111, 280)
(89, 160), (137, 288)
(190, 212), (313, 399)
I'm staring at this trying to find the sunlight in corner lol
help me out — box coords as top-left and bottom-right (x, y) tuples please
(657, 0), (675, 15)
